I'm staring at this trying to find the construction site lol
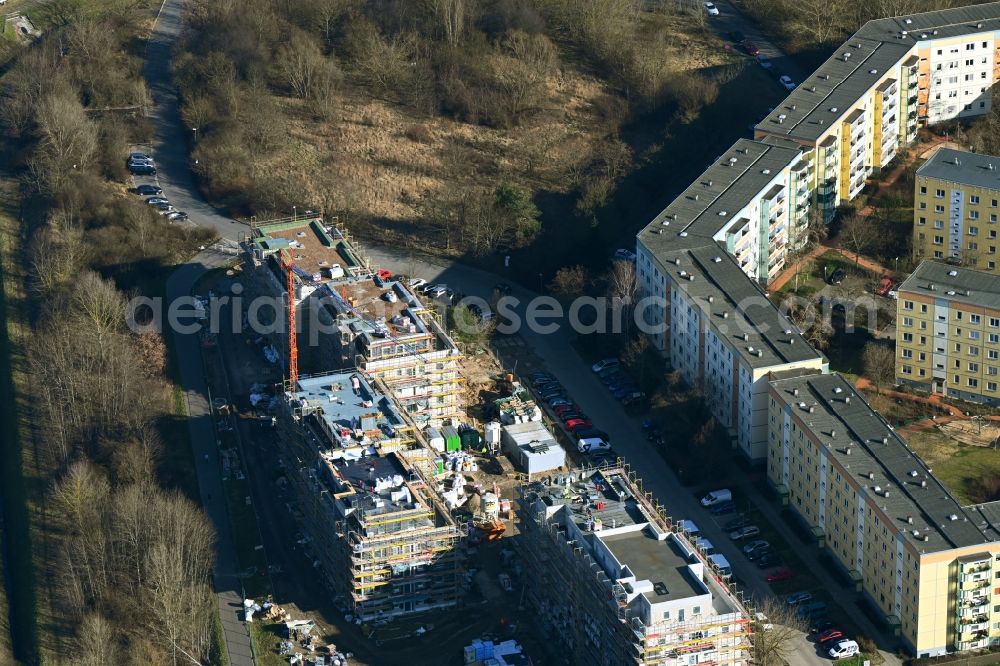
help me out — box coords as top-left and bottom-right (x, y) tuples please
(518, 464), (753, 666)
(241, 216), (464, 426)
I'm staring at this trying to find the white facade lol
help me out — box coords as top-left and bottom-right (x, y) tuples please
(926, 34), (996, 124)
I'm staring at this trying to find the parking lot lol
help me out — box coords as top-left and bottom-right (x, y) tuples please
(126, 143), (194, 226)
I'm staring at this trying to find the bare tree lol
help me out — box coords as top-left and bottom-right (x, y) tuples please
(550, 265), (588, 298)
(863, 341), (896, 391)
(608, 259), (637, 336)
(839, 212), (877, 266)
(426, 0), (467, 47)
(75, 613), (121, 666)
(491, 31), (556, 122)
(751, 596), (809, 666)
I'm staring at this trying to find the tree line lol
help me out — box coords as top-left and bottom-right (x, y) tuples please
(0, 1), (217, 663)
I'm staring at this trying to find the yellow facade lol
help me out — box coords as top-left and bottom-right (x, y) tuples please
(913, 173), (1000, 272)
(896, 286), (1000, 403)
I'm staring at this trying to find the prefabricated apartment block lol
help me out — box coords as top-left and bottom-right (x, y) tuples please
(518, 465), (751, 666)
(767, 372), (1000, 656)
(913, 148), (1000, 271)
(243, 217), (463, 425)
(757, 3), (1000, 223)
(895, 260), (1000, 404)
(279, 372), (466, 622)
(634, 238), (827, 462)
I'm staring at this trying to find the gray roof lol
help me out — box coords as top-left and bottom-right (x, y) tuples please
(770, 373), (1000, 552)
(600, 530), (703, 603)
(899, 260), (1000, 312)
(757, 2), (1000, 143)
(916, 147), (1000, 191)
(641, 241), (826, 370)
(639, 138), (802, 243)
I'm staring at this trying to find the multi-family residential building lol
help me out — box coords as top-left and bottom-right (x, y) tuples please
(279, 371), (466, 622)
(518, 465), (752, 666)
(244, 217), (463, 425)
(634, 237), (827, 461)
(767, 372), (1000, 657)
(895, 260), (1000, 404)
(913, 148), (1000, 270)
(756, 3), (1000, 223)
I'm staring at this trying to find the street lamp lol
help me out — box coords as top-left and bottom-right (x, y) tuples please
(292, 205), (297, 221)
(191, 127), (198, 142)
(894, 256), (899, 273)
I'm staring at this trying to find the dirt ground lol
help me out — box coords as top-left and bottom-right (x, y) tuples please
(937, 420), (1000, 448)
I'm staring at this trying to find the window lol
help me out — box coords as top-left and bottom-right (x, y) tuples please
(970, 378), (979, 388)
(902, 333), (913, 342)
(990, 350), (999, 360)
(904, 300), (914, 311)
(919, 216), (927, 225)
(902, 349), (913, 359)
(971, 212), (980, 221)
(971, 331), (981, 340)
(972, 314), (982, 324)
(972, 195), (981, 205)
(934, 235), (944, 245)
(936, 205), (946, 213)
(903, 317), (914, 327)
(934, 220), (944, 229)
(936, 189), (945, 198)
(969, 362), (979, 373)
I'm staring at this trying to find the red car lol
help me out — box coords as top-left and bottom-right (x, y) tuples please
(565, 419), (594, 431)
(742, 39), (760, 57)
(818, 628), (846, 644)
(553, 404), (581, 417)
(874, 276), (895, 297)
(765, 567), (794, 583)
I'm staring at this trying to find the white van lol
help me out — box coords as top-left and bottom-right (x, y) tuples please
(828, 639), (859, 660)
(700, 489), (732, 507)
(577, 437), (610, 453)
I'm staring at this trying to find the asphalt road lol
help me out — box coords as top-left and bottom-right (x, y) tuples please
(145, 0), (254, 664)
(705, 0), (808, 90)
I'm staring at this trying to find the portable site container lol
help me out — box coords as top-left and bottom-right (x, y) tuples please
(424, 426), (445, 453)
(441, 425), (461, 452)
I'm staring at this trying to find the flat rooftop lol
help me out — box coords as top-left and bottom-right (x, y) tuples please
(899, 260), (1000, 312)
(637, 240), (826, 370)
(757, 2), (1000, 143)
(530, 468), (649, 532)
(293, 372), (406, 450)
(770, 372), (1000, 551)
(254, 218), (356, 280)
(916, 147), (1000, 191)
(641, 138), (802, 244)
(600, 530), (703, 603)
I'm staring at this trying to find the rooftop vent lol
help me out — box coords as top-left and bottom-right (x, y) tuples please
(792, 388), (799, 396)
(748, 346), (755, 353)
(949, 514), (959, 521)
(830, 107), (838, 113)
(791, 104), (797, 111)
(947, 290), (956, 296)
(990, 164), (996, 171)
(693, 194), (699, 201)
(679, 232), (688, 237)
(722, 311), (729, 319)
(921, 480), (928, 488)
(708, 296), (714, 303)
(674, 258), (681, 266)
(830, 429), (836, 438)
(719, 211), (728, 217)
(706, 180), (713, 187)
(762, 169), (771, 175)
(910, 470), (919, 478)
(869, 472), (876, 481)
(661, 220), (670, 226)
(933, 30), (938, 35)
(778, 114), (787, 123)
(757, 350), (763, 358)
(833, 386), (843, 394)
(729, 157), (738, 164)
(808, 406), (815, 414)
(798, 401), (807, 409)
(904, 18), (912, 24)
(743, 333), (750, 341)
(882, 436), (888, 445)
(688, 275), (695, 282)
(810, 86), (817, 92)
(948, 270), (958, 276)
(845, 447), (852, 455)
(870, 69), (878, 75)
(823, 74), (830, 80)
(978, 22), (984, 29)
(713, 256), (722, 263)
(844, 395), (849, 403)
(920, 33), (927, 39)
(912, 529), (920, 538)
(843, 53), (852, 59)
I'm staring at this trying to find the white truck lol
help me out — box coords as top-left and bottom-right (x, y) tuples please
(700, 489), (732, 507)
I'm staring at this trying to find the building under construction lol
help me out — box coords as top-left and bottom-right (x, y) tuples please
(243, 216), (464, 425)
(280, 371), (467, 623)
(518, 464), (752, 666)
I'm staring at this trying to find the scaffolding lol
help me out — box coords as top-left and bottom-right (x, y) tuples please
(516, 461), (753, 666)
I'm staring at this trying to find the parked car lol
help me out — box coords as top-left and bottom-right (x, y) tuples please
(755, 552), (782, 568)
(553, 404), (581, 416)
(828, 639), (859, 660)
(818, 628), (846, 644)
(539, 387), (565, 400)
(810, 620), (837, 635)
(797, 601), (828, 619)
(565, 419), (594, 432)
(408, 277), (427, 289)
(703, 1), (719, 16)
(543, 394), (568, 406)
(758, 57), (773, 70)
(134, 184), (162, 196)
(547, 398), (572, 408)
(786, 591), (813, 606)
(742, 540), (769, 556)
(700, 489), (733, 507)
(730, 525), (760, 541)
(723, 515), (749, 532)
(154, 202), (174, 212)
(167, 211), (189, 221)
(130, 164), (156, 175)
(778, 75), (796, 90)
(828, 268), (847, 285)
(560, 412), (586, 424)
(709, 500), (737, 515)
(742, 39), (760, 57)
(592, 358), (620, 373)
(573, 427), (609, 442)
(875, 276), (895, 296)
(613, 248), (637, 262)
(128, 151), (151, 162)
(577, 437), (611, 454)
(146, 197), (169, 206)
(419, 283), (438, 294)
(766, 567), (794, 583)
(746, 546), (772, 561)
